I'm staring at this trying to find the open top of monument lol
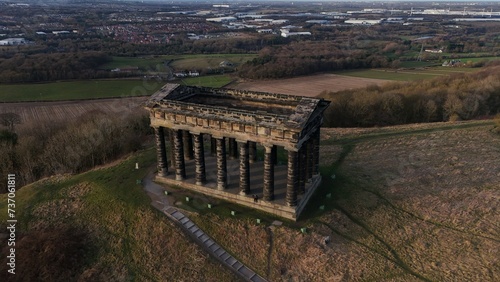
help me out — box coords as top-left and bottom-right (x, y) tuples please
(146, 83), (330, 151)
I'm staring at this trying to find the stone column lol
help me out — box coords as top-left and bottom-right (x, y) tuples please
(313, 128), (320, 175)
(286, 150), (298, 206)
(298, 145), (306, 195)
(249, 141), (257, 163)
(238, 141), (250, 195)
(173, 129), (186, 180)
(183, 130), (194, 160)
(154, 127), (168, 177)
(306, 140), (313, 180)
(263, 145), (274, 201)
(193, 133), (206, 185)
(216, 137), (227, 190)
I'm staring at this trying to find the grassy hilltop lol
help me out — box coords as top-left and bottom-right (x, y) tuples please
(0, 148), (236, 281)
(1, 121), (499, 281)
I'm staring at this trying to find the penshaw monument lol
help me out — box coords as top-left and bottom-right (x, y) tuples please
(146, 84), (330, 220)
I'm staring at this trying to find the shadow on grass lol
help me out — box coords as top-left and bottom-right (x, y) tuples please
(294, 142), (433, 281)
(299, 143), (355, 221)
(316, 218), (433, 282)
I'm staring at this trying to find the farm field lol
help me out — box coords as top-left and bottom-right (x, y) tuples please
(453, 56), (500, 63)
(169, 54), (257, 70)
(232, 73), (391, 97)
(101, 54), (257, 71)
(0, 97), (148, 123)
(0, 80), (164, 102)
(335, 66), (481, 81)
(180, 74), (233, 88)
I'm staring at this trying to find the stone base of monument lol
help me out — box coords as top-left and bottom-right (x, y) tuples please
(155, 154), (321, 221)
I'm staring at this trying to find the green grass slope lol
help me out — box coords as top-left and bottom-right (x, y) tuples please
(0, 80), (165, 102)
(0, 148), (235, 281)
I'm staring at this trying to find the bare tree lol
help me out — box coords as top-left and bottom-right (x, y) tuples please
(0, 112), (21, 132)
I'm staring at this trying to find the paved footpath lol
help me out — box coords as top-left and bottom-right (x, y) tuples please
(143, 172), (267, 282)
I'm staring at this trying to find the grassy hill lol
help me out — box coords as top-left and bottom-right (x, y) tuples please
(0, 148), (235, 281)
(1, 121), (498, 281)
(187, 121), (499, 281)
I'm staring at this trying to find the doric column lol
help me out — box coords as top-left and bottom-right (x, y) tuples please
(249, 141), (257, 163)
(210, 137), (216, 156)
(183, 130), (194, 160)
(286, 150), (298, 206)
(216, 137), (227, 190)
(306, 139), (313, 180)
(193, 133), (206, 185)
(173, 129), (186, 181)
(263, 145), (274, 201)
(313, 128), (320, 175)
(238, 141), (250, 195)
(271, 145), (278, 165)
(154, 127), (168, 177)
(298, 145), (306, 195)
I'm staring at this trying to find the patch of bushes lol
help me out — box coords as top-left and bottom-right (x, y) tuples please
(0, 112), (151, 193)
(321, 65), (500, 127)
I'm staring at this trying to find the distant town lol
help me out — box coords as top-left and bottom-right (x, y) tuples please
(1, 1), (499, 45)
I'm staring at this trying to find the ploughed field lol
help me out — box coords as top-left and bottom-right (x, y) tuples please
(232, 73), (390, 97)
(0, 97), (148, 123)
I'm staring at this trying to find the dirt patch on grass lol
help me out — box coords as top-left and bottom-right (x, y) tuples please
(231, 73), (390, 97)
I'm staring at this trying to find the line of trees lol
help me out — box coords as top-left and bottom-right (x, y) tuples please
(237, 41), (391, 79)
(0, 111), (151, 193)
(0, 51), (113, 83)
(320, 63), (500, 127)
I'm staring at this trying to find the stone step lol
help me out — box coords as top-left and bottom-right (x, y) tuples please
(144, 189), (268, 281)
(170, 210), (185, 220)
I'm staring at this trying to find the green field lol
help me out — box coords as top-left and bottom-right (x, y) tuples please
(101, 56), (167, 70)
(101, 54), (257, 71)
(0, 75), (233, 102)
(458, 56), (500, 63)
(169, 54), (257, 70)
(399, 61), (439, 68)
(179, 74), (233, 88)
(0, 80), (165, 102)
